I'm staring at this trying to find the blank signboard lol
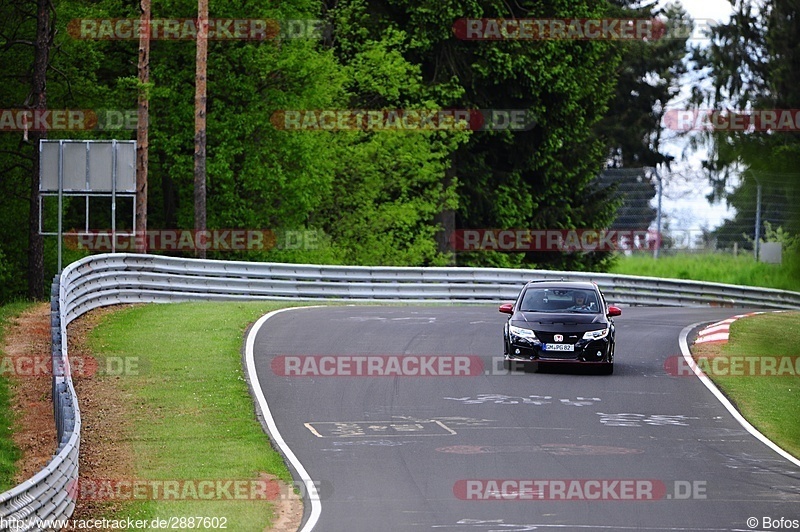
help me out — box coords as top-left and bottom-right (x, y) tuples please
(40, 140), (136, 193)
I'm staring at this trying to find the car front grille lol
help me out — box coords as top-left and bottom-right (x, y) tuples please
(538, 351), (580, 360)
(535, 331), (580, 344)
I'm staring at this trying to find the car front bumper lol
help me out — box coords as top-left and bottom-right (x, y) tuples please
(505, 337), (612, 364)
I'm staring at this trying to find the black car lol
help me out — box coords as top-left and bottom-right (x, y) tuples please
(500, 280), (621, 374)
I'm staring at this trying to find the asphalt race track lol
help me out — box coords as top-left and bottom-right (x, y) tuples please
(249, 306), (800, 532)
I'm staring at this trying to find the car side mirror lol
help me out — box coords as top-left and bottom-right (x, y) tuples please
(607, 305), (622, 317)
(499, 303), (514, 314)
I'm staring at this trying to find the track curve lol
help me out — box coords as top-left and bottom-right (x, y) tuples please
(248, 306), (800, 532)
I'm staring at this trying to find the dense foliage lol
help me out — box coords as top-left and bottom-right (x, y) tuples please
(691, 0), (800, 253)
(1, 0), (690, 302)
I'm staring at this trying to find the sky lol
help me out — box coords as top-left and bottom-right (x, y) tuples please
(670, 0), (735, 22)
(654, 0), (736, 233)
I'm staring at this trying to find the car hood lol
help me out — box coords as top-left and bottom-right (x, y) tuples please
(511, 311), (608, 332)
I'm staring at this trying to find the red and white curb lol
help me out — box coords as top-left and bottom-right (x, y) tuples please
(679, 313), (800, 468)
(694, 312), (769, 344)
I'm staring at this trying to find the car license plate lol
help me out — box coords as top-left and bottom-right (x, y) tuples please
(544, 343), (574, 352)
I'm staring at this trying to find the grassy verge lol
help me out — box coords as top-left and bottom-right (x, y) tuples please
(692, 311), (800, 458)
(0, 301), (34, 492)
(85, 301), (311, 530)
(609, 253), (800, 292)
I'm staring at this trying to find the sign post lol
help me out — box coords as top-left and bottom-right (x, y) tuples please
(39, 140), (137, 271)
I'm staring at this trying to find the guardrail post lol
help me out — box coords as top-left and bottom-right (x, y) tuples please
(51, 274), (62, 441)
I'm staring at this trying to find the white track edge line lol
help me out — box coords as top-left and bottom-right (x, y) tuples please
(679, 321), (800, 468)
(245, 306), (325, 531)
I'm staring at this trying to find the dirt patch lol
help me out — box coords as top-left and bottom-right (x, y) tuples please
(6, 303), (303, 531)
(5, 303), (57, 482)
(68, 305), (139, 521)
(260, 473), (304, 532)
(691, 339), (724, 360)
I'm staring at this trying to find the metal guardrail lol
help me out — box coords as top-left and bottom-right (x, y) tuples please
(2, 252), (799, 530)
(62, 253), (800, 310)
(0, 276), (79, 531)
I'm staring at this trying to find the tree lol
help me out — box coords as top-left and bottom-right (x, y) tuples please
(589, 2), (691, 247)
(600, 1), (689, 168)
(691, 0), (800, 253)
(0, 0), (148, 301)
(136, 0), (150, 251)
(27, 0), (54, 298)
(194, 0), (208, 259)
(314, 8), (466, 265)
(383, 0), (624, 270)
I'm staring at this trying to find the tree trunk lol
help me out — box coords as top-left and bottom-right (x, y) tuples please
(136, 0), (151, 252)
(28, 0), (51, 299)
(193, 0), (208, 259)
(434, 158), (456, 265)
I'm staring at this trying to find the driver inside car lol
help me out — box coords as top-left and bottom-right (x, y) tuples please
(567, 291), (592, 311)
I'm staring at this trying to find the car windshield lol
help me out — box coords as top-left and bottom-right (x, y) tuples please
(519, 287), (600, 313)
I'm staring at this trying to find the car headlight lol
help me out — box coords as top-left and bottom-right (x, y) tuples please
(509, 325), (537, 340)
(583, 328), (609, 340)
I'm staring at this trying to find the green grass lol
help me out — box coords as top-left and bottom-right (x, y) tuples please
(609, 253), (800, 292)
(86, 301), (311, 530)
(703, 312), (800, 458)
(0, 301), (34, 491)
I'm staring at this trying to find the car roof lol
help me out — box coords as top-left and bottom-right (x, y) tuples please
(522, 280), (600, 291)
